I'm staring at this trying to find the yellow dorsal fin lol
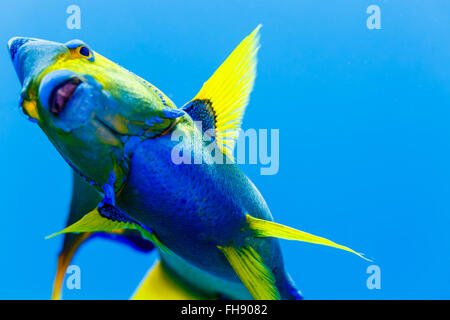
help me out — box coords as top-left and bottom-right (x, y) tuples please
(246, 215), (372, 261)
(187, 25), (261, 161)
(218, 245), (281, 300)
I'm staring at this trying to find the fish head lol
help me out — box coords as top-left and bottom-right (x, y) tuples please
(8, 37), (178, 190)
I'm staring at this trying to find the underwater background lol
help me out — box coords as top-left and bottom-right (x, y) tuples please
(0, 0), (449, 299)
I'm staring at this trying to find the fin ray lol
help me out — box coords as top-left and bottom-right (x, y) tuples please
(46, 206), (168, 253)
(246, 215), (371, 261)
(184, 25), (261, 161)
(218, 245), (280, 300)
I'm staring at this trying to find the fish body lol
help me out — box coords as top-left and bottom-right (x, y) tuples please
(8, 27), (366, 300)
(117, 118), (298, 299)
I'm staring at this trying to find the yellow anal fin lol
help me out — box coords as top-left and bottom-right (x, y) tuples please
(218, 245), (280, 300)
(246, 214), (371, 261)
(186, 25), (261, 161)
(132, 261), (207, 300)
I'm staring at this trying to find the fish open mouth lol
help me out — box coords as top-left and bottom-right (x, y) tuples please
(48, 77), (82, 115)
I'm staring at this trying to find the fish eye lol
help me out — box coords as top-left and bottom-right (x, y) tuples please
(79, 46), (90, 57)
(65, 40), (95, 62)
(76, 45), (93, 60)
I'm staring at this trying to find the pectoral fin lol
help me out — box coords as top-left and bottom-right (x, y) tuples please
(246, 215), (371, 261)
(52, 172), (156, 300)
(217, 245), (280, 300)
(46, 204), (168, 253)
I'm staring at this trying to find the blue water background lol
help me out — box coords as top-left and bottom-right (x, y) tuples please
(0, 0), (449, 299)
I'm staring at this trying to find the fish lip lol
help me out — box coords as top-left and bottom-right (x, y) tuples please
(48, 76), (82, 116)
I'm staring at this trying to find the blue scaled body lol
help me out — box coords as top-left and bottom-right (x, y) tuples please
(118, 118), (300, 299)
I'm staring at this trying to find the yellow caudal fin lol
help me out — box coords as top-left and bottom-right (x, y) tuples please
(183, 25), (261, 161)
(246, 215), (371, 261)
(132, 261), (208, 300)
(218, 245), (281, 300)
(46, 205), (168, 253)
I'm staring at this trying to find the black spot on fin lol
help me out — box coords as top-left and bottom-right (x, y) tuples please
(182, 99), (216, 133)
